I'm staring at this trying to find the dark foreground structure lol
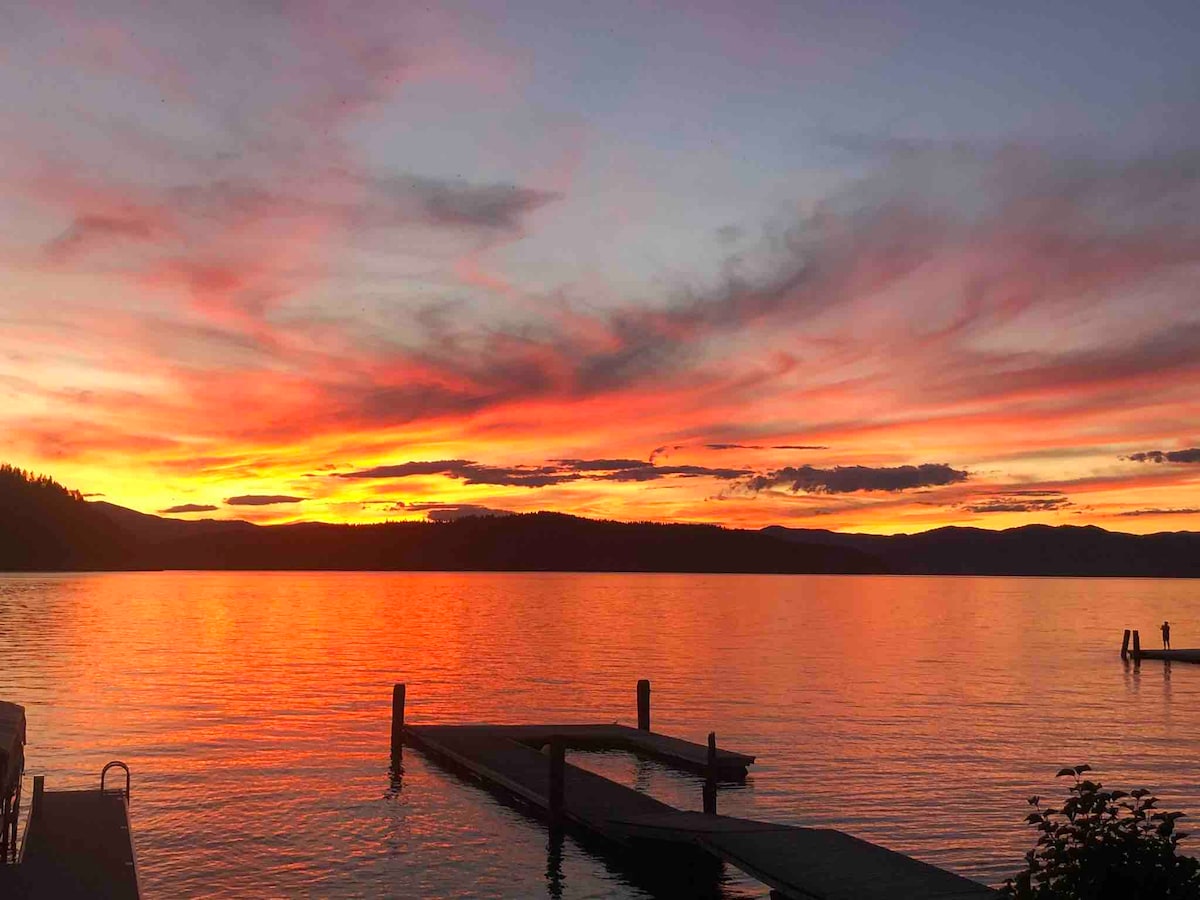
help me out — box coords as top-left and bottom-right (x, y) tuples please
(1121, 629), (1200, 664)
(0, 703), (140, 900)
(394, 683), (996, 899)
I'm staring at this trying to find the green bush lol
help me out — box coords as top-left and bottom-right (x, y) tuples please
(1005, 765), (1200, 898)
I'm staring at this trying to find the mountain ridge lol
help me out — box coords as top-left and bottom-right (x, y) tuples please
(762, 523), (1200, 577)
(3, 465), (1199, 575)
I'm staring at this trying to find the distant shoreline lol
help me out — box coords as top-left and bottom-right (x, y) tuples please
(5, 464), (1200, 577)
(4, 564), (1199, 579)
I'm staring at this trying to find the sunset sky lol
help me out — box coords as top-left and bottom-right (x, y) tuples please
(2, 1), (1199, 533)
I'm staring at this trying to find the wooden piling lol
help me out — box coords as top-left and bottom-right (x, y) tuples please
(1121, 629), (1131, 660)
(548, 739), (565, 826)
(32, 774), (44, 821)
(1132, 630), (1141, 662)
(392, 683), (406, 754)
(703, 731), (717, 815)
(637, 679), (651, 731)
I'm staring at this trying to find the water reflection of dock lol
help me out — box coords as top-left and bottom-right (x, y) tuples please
(395, 683), (996, 899)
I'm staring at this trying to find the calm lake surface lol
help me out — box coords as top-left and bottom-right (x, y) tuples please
(2, 572), (1198, 897)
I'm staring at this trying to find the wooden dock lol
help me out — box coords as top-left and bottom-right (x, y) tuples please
(413, 723), (754, 779)
(0, 712), (140, 900)
(7, 779), (141, 900)
(1120, 629), (1200, 664)
(399, 686), (995, 899)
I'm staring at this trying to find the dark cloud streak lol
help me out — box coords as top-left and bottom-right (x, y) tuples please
(159, 503), (219, 514)
(1127, 448), (1200, 464)
(1115, 507), (1200, 517)
(747, 463), (968, 494)
(225, 494), (305, 505)
(964, 494), (1072, 513)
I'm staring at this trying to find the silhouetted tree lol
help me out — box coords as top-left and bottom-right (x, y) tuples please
(1006, 766), (1200, 899)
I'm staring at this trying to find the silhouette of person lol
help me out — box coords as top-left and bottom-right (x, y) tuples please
(1162, 620), (1171, 650)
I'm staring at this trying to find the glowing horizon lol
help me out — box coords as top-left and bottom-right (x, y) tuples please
(2, 1), (1199, 534)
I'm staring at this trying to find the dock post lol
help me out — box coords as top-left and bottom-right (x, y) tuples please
(637, 679), (651, 731)
(1132, 630), (1142, 662)
(703, 732), (717, 815)
(548, 739), (565, 826)
(392, 683), (406, 754)
(31, 775), (44, 823)
(1121, 629), (1131, 660)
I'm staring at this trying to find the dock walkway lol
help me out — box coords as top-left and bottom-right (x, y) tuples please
(1121, 630), (1200, 664)
(406, 723), (994, 899)
(417, 722), (754, 779)
(19, 788), (139, 899)
(1, 779), (140, 900)
(1135, 649), (1200, 663)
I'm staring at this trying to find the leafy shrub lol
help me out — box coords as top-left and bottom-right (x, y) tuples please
(1005, 765), (1200, 898)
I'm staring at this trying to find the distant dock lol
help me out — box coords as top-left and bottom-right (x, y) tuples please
(0, 703), (140, 900)
(1120, 629), (1200, 664)
(394, 682), (995, 899)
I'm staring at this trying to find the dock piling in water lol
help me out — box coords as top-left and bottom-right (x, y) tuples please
(548, 739), (565, 826)
(391, 683), (406, 755)
(1121, 629), (1131, 660)
(1132, 630), (1142, 661)
(703, 732), (718, 814)
(31, 774), (44, 822)
(637, 679), (650, 731)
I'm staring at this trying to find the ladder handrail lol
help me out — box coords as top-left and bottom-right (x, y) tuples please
(101, 760), (131, 799)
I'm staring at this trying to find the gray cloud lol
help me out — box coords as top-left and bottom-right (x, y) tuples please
(597, 464), (752, 482)
(553, 458), (654, 471)
(159, 503), (219, 514)
(338, 457), (972, 493)
(1126, 448), (1200, 464)
(1115, 507), (1200, 517)
(225, 494), (305, 506)
(338, 459), (579, 487)
(964, 494), (1072, 514)
(998, 490), (1070, 497)
(373, 176), (560, 231)
(747, 463), (968, 494)
(338, 458), (751, 487)
(705, 443), (827, 451)
(339, 460), (474, 478)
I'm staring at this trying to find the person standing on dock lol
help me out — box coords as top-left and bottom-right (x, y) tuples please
(1162, 621), (1171, 650)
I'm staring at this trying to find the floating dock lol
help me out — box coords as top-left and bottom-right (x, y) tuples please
(11, 777), (141, 900)
(1133, 649), (1200, 662)
(1120, 629), (1200, 664)
(396, 684), (995, 899)
(0, 701), (140, 900)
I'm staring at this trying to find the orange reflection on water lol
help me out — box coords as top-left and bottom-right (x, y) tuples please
(2, 571), (1199, 897)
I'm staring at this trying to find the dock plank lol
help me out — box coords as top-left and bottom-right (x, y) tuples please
(17, 790), (140, 900)
(702, 827), (994, 900)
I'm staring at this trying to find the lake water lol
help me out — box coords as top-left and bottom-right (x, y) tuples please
(1, 572), (1198, 897)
